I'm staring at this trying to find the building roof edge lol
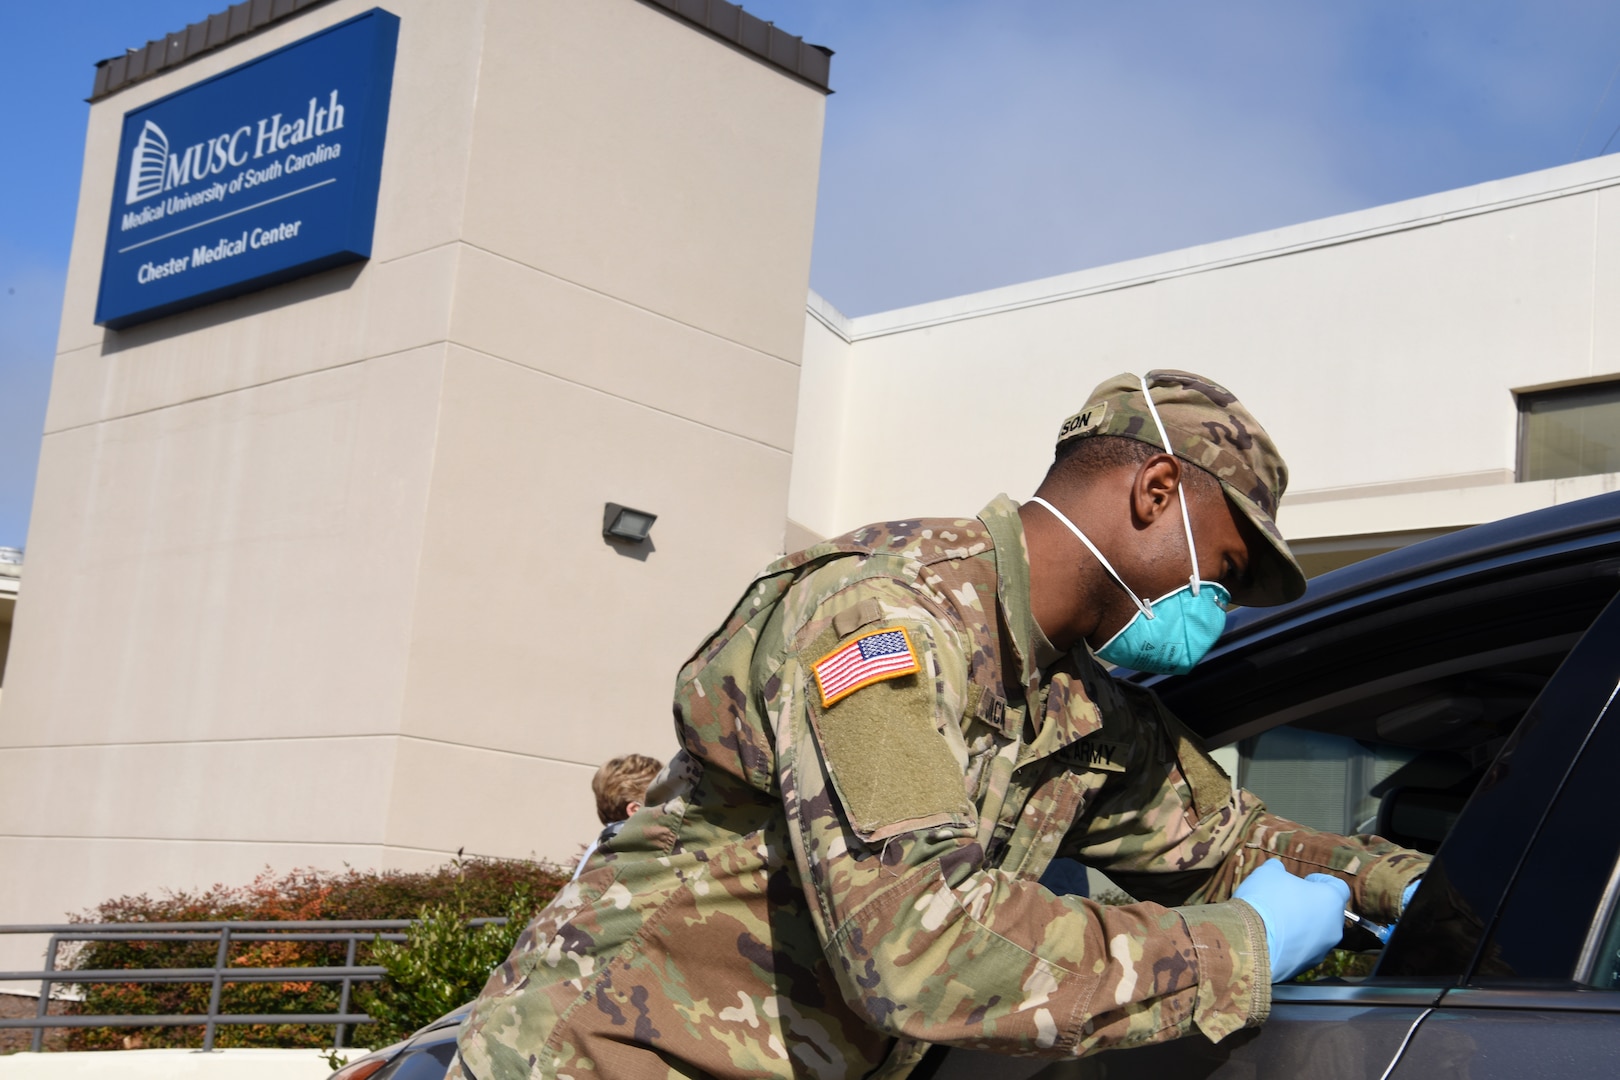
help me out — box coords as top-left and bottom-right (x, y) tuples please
(90, 0), (337, 103)
(637, 0), (832, 93)
(805, 290), (853, 342)
(89, 0), (831, 103)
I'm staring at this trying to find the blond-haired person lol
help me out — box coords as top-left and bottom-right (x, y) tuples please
(571, 754), (663, 880)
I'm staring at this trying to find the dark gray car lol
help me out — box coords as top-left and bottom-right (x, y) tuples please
(334, 491), (1620, 1080)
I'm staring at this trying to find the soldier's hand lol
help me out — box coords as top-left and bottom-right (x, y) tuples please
(1233, 858), (1352, 983)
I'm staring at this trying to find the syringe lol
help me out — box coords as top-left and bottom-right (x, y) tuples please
(1343, 909), (1392, 945)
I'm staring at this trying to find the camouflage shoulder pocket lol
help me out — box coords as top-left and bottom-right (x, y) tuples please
(800, 614), (976, 844)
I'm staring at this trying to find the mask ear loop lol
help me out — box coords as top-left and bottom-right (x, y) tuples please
(1028, 496), (1155, 621)
(1138, 374), (1202, 597)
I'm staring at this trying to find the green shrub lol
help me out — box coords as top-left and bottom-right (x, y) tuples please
(64, 858), (567, 1051)
(1295, 948), (1380, 982)
(353, 888), (536, 1047)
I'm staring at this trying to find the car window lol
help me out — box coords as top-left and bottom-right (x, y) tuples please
(1141, 533), (1620, 986)
(1471, 669), (1620, 984)
(1233, 620), (1620, 984)
(1379, 595), (1620, 982)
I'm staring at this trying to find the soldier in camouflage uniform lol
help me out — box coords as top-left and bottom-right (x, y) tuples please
(450, 370), (1430, 1079)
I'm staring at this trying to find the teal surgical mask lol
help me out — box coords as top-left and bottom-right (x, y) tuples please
(1030, 376), (1230, 675)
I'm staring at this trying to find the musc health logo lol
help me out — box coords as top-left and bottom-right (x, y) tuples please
(122, 91), (346, 207)
(126, 121), (170, 203)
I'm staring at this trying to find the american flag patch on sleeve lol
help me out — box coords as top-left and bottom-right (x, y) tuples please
(812, 626), (920, 708)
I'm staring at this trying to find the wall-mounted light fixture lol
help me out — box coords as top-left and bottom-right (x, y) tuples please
(603, 503), (657, 544)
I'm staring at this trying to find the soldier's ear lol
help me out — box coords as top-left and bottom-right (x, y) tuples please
(1131, 454), (1181, 525)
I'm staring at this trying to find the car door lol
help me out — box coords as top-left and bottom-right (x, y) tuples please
(1385, 596), (1620, 1079)
(1035, 982), (1437, 1080)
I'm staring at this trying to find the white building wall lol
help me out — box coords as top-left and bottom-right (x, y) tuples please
(795, 156), (1620, 571)
(786, 295), (855, 541)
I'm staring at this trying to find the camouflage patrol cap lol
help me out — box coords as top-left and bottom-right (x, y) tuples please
(1056, 369), (1307, 606)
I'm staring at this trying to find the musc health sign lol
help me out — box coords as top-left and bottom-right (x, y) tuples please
(96, 9), (399, 329)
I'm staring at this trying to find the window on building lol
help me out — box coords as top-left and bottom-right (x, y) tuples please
(1518, 381), (1620, 482)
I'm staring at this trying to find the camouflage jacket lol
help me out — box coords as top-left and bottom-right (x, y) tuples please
(452, 496), (1429, 1080)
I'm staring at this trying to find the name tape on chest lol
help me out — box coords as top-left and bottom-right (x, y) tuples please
(813, 626), (920, 708)
(1065, 739), (1129, 772)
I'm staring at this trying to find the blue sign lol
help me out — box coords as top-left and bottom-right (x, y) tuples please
(96, 10), (399, 329)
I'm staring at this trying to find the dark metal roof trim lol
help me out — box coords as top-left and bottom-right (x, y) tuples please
(91, 0), (337, 102)
(90, 0), (830, 103)
(638, 0), (832, 93)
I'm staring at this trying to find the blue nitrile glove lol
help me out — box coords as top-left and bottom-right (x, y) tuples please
(1401, 878), (1420, 914)
(1234, 859), (1353, 983)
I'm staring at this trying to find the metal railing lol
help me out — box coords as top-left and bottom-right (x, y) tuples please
(0, 918), (507, 1053)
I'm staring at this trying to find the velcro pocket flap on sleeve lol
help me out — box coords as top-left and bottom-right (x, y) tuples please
(804, 624), (976, 844)
(1164, 713), (1233, 821)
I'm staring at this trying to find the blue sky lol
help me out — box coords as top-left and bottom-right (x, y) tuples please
(4, 1), (1620, 550)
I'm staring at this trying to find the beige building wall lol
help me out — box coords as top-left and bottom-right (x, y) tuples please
(788, 155), (1620, 574)
(0, 0), (824, 977)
